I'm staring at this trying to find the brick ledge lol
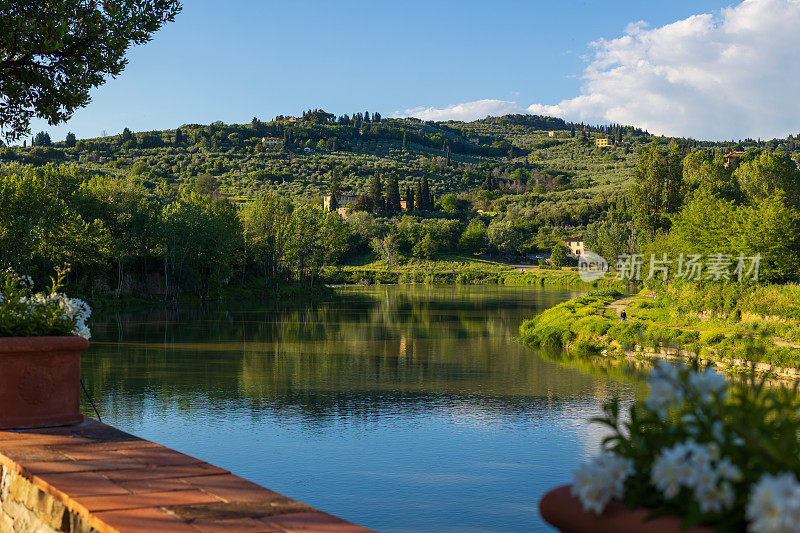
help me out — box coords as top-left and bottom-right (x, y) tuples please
(0, 419), (372, 532)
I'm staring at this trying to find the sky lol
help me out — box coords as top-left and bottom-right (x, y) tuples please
(24, 0), (800, 143)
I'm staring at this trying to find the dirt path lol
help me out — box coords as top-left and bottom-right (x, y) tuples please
(603, 295), (639, 318)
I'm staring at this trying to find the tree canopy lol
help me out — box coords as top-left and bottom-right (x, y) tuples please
(0, 0), (181, 143)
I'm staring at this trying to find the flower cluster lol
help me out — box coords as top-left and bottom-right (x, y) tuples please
(571, 451), (633, 514)
(0, 269), (91, 339)
(651, 441), (739, 512)
(747, 473), (800, 533)
(572, 361), (800, 532)
(19, 293), (92, 339)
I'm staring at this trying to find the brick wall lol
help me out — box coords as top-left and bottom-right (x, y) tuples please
(0, 464), (94, 533)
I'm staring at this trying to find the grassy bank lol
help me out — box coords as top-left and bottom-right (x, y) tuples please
(519, 281), (800, 370)
(325, 254), (620, 288)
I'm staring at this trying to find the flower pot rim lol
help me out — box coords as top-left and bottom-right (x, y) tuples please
(540, 484), (714, 533)
(0, 336), (89, 354)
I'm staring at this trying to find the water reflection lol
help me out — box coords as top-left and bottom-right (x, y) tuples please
(83, 285), (638, 532)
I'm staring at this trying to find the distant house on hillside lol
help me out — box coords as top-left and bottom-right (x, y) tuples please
(285, 116), (300, 123)
(595, 137), (614, 148)
(323, 193), (359, 212)
(468, 137), (479, 144)
(261, 137), (283, 146)
(723, 151), (745, 169)
(548, 131), (557, 138)
(564, 235), (585, 257)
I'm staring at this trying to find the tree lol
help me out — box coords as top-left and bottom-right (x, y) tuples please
(664, 140), (683, 215)
(120, 127), (134, 143)
(412, 233), (436, 260)
(0, 1), (182, 143)
(414, 180), (423, 210)
(670, 188), (800, 283)
(684, 151), (741, 203)
(405, 186), (414, 212)
(402, 131), (407, 151)
(386, 175), (401, 213)
(734, 151), (800, 208)
(329, 171), (341, 210)
(73, 174), (160, 296)
(32, 131), (51, 147)
(487, 220), (519, 255)
(174, 127), (183, 145)
(162, 190), (241, 299)
(370, 233), (399, 270)
(439, 193), (464, 214)
(0, 169), (109, 279)
(419, 175), (432, 210)
(241, 194), (293, 290)
(631, 140), (667, 240)
(458, 219), (488, 254)
(65, 132), (76, 147)
(549, 243), (569, 267)
(194, 174), (219, 195)
(368, 172), (383, 212)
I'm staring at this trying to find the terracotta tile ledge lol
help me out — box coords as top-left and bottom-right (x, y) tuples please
(0, 419), (373, 532)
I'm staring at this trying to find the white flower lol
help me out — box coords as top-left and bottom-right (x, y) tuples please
(572, 451), (633, 514)
(646, 363), (685, 417)
(697, 481), (735, 513)
(688, 368), (728, 403)
(747, 473), (800, 533)
(8, 285), (92, 339)
(716, 457), (742, 482)
(652, 441), (739, 514)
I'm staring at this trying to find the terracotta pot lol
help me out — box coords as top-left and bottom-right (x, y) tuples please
(540, 485), (714, 533)
(0, 336), (89, 429)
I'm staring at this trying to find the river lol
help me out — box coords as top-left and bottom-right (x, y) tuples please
(82, 285), (639, 532)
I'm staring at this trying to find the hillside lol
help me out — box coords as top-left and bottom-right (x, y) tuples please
(1, 113), (645, 205)
(6, 113), (796, 223)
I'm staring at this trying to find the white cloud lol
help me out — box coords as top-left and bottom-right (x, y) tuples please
(398, 0), (800, 141)
(393, 99), (523, 122)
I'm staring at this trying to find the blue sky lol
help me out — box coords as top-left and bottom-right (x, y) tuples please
(27, 0), (799, 142)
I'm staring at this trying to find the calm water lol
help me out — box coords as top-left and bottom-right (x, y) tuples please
(81, 285), (638, 533)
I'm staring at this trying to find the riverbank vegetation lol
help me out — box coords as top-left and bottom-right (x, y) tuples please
(519, 281), (800, 371)
(0, 163), (348, 301)
(326, 254), (610, 287)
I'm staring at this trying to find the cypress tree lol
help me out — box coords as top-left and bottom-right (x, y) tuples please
(386, 175), (401, 213)
(414, 180), (423, 210)
(420, 175), (431, 210)
(330, 171), (341, 210)
(402, 131), (407, 151)
(405, 186), (414, 212)
(174, 127), (183, 145)
(369, 172), (383, 212)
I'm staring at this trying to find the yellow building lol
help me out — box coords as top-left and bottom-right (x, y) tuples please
(594, 137), (614, 148)
(564, 235), (585, 257)
(323, 193), (359, 211)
